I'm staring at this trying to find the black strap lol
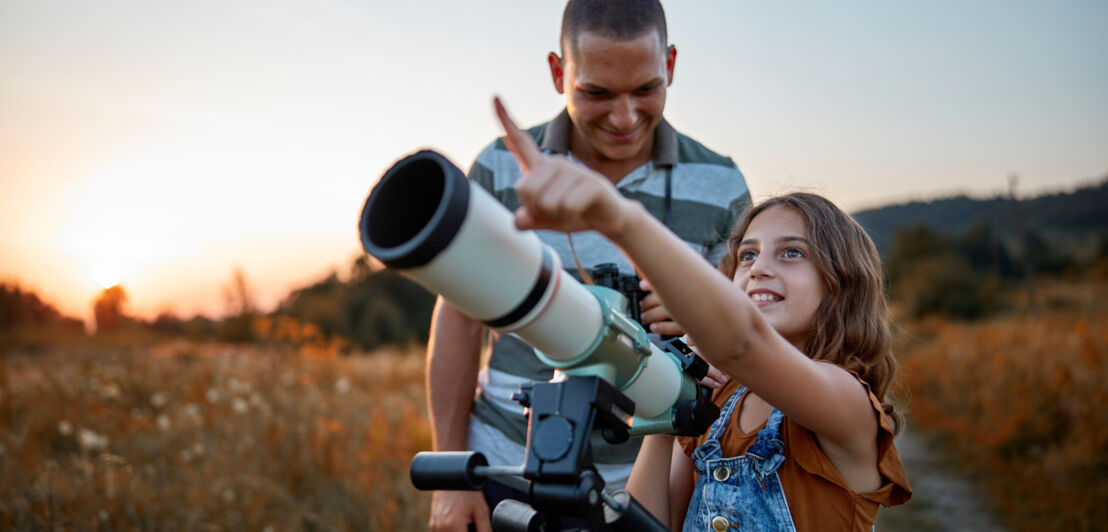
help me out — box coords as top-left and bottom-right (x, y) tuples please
(663, 168), (673, 229)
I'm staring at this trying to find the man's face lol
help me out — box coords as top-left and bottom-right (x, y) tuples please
(551, 29), (675, 168)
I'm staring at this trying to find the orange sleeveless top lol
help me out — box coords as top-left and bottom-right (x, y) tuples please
(679, 372), (912, 531)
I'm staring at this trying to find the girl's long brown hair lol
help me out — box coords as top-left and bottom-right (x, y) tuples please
(719, 193), (902, 433)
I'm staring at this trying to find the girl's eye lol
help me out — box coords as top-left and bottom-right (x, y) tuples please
(782, 248), (804, 259)
(739, 250), (757, 262)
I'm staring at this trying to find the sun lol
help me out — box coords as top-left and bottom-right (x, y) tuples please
(86, 260), (124, 289)
(63, 232), (140, 290)
(58, 152), (198, 293)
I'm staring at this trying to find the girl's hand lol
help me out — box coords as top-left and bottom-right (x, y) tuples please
(494, 97), (637, 238)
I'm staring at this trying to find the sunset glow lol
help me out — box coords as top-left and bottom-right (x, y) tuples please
(1, 1), (1104, 326)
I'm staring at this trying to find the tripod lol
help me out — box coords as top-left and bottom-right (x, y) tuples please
(411, 375), (672, 531)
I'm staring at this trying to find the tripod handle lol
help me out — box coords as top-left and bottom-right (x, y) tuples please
(409, 451), (488, 491)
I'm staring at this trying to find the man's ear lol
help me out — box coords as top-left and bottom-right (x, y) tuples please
(548, 52), (565, 94)
(665, 45), (677, 86)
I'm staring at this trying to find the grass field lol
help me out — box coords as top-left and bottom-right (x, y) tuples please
(0, 343), (432, 530)
(2, 284), (1105, 530)
(896, 307), (1107, 531)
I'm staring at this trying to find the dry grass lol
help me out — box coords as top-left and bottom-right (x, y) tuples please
(0, 343), (432, 531)
(897, 306), (1107, 531)
(3, 278), (1106, 531)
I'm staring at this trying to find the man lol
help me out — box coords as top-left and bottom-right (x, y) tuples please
(427, 1), (751, 530)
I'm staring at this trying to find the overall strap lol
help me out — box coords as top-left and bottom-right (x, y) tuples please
(707, 385), (745, 442)
(690, 386), (744, 471)
(747, 408), (788, 476)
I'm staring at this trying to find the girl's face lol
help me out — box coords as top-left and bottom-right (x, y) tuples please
(732, 205), (826, 350)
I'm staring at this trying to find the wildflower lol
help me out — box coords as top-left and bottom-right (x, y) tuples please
(248, 393), (269, 415)
(180, 449), (194, 462)
(222, 488), (236, 504)
(232, 397), (249, 414)
(100, 383), (121, 400)
(280, 371), (295, 387)
(193, 442), (205, 456)
(78, 428), (109, 452)
(184, 403), (201, 417)
(58, 420), (73, 436)
(335, 376), (351, 395)
(150, 392), (168, 408)
(205, 388), (220, 403)
(156, 414), (171, 431)
(99, 510), (108, 522)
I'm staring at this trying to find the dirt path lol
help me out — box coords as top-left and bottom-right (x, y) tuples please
(876, 428), (1008, 531)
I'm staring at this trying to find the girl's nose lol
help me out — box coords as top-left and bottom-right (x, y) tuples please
(749, 255), (773, 278)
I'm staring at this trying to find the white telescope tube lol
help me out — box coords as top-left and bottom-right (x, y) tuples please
(359, 150), (684, 416)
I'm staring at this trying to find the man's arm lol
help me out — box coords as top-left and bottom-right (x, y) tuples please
(427, 296), (483, 452)
(426, 296), (491, 532)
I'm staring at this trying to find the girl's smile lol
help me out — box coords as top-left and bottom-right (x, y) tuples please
(747, 288), (783, 306)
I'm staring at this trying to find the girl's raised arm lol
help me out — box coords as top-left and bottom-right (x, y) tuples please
(495, 98), (880, 474)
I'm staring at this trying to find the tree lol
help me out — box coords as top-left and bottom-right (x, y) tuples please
(955, 222), (1017, 278)
(885, 224), (951, 286)
(1, 282), (84, 334)
(93, 285), (128, 332)
(220, 267), (257, 342)
(223, 267), (256, 317)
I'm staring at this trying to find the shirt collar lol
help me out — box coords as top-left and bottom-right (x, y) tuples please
(539, 108), (678, 169)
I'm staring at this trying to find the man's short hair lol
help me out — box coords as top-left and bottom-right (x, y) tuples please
(560, 0), (668, 58)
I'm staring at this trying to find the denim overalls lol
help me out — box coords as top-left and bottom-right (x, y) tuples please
(683, 386), (797, 531)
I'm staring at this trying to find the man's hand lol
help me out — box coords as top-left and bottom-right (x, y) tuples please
(638, 278), (684, 337)
(638, 279), (728, 389)
(429, 490), (492, 532)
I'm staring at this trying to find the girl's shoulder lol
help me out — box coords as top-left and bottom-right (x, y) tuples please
(811, 360), (898, 435)
(788, 362), (912, 506)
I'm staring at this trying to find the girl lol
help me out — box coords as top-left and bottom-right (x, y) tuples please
(495, 98), (911, 531)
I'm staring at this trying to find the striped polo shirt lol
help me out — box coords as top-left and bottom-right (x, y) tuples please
(467, 109), (751, 485)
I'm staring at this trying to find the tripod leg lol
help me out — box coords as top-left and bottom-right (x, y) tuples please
(602, 490), (670, 532)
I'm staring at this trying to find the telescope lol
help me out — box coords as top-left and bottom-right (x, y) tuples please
(359, 150), (718, 530)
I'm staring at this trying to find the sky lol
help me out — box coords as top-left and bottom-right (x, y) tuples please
(2, 0), (1106, 326)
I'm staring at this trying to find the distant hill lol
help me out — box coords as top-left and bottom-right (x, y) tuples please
(852, 177), (1108, 257)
